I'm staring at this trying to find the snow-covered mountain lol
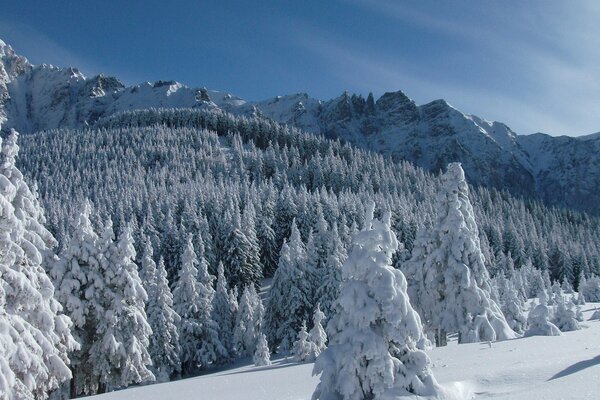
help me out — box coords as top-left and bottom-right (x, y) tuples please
(1, 38), (598, 214)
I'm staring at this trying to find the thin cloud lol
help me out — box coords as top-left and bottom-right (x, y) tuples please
(289, 2), (600, 135)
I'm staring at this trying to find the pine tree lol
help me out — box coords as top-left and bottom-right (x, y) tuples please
(53, 202), (103, 396)
(0, 130), (78, 399)
(253, 333), (271, 367)
(308, 305), (327, 356)
(292, 322), (316, 362)
(405, 163), (515, 345)
(500, 281), (528, 334)
(524, 298), (562, 337)
(145, 254), (181, 382)
(224, 208), (262, 289)
(315, 223), (346, 323)
(233, 286), (258, 357)
(264, 221), (311, 353)
(212, 262), (236, 364)
(92, 225), (154, 391)
(313, 204), (440, 400)
(172, 236), (204, 374)
(552, 296), (581, 332)
(173, 236), (225, 373)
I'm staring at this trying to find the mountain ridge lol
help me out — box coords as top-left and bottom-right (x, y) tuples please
(0, 39), (598, 214)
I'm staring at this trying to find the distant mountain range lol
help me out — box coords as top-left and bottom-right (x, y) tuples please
(1, 38), (598, 214)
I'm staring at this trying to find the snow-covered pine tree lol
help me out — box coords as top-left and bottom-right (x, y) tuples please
(91, 225), (154, 392)
(146, 253), (181, 381)
(249, 284), (265, 345)
(313, 204), (440, 400)
(552, 296), (581, 332)
(500, 281), (528, 334)
(524, 296), (562, 337)
(233, 285), (258, 357)
(308, 304), (327, 357)
(173, 235), (226, 374)
(224, 207), (262, 289)
(581, 276), (600, 302)
(212, 262), (236, 364)
(257, 208), (278, 277)
(173, 235), (204, 374)
(404, 163), (516, 345)
(528, 268), (547, 299)
(293, 322), (316, 362)
(196, 233), (227, 369)
(305, 231), (322, 305)
(0, 129), (78, 399)
(264, 220), (311, 353)
(315, 223), (346, 323)
(253, 333), (271, 367)
(52, 201), (103, 396)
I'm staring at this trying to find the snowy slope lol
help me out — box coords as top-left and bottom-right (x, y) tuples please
(1, 38), (599, 214)
(91, 302), (600, 400)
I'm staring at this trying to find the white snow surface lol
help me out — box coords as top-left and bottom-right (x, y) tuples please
(91, 302), (600, 400)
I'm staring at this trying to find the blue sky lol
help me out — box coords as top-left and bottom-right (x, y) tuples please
(1, 0), (598, 136)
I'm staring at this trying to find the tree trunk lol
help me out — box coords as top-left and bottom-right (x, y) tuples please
(69, 377), (77, 399)
(435, 328), (447, 347)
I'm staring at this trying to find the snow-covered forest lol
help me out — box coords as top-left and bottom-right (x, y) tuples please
(1, 105), (599, 398)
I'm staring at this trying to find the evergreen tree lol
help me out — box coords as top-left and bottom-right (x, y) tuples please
(292, 322), (316, 362)
(224, 208), (262, 289)
(405, 163), (515, 345)
(0, 130), (78, 399)
(313, 204), (440, 399)
(253, 333), (271, 367)
(524, 298), (562, 337)
(173, 236), (225, 373)
(92, 225), (154, 392)
(552, 297), (581, 332)
(500, 281), (528, 334)
(212, 262), (236, 364)
(172, 236), (204, 374)
(315, 223), (346, 323)
(145, 254), (181, 382)
(308, 304), (327, 356)
(264, 221), (311, 353)
(53, 202), (103, 396)
(233, 286), (259, 357)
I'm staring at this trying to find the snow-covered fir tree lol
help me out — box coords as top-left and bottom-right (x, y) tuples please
(265, 220), (312, 353)
(91, 224), (154, 392)
(173, 235), (225, 374)
(172, 236), (205, 374)
(233, 285), (259, 357)
(52, 202), (103, 396)
(500, 281), (528, 334)
(224, 207), (262, 289)
(253, 333), (271, 367)
(293, 322), (316, 363)
(404, 163), (516, 345)
(0, 130), (78, 399)
(145, 251), (181, 382)
(315, 223), (346, 323)
(524, 295), (562, 337)
(212, 262), (236, 364)
(313, 204), (440, 400)
(552, 296), (581, 332)
(308, 304), (327, 357)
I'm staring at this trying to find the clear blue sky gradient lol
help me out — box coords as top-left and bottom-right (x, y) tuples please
(1, 0), (599, 136)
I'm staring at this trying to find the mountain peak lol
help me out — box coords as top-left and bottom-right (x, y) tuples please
(375, 90), (418, 123)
